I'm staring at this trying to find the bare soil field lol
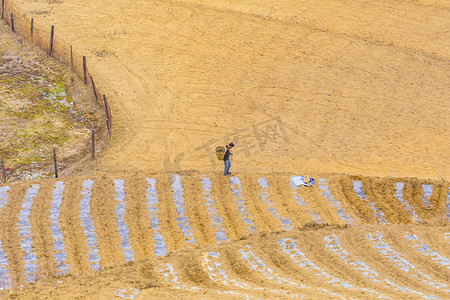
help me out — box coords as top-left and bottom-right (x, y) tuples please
(0, 174), (448, 298)
(4, 0), (449, 180)
(0, 0), (449, 298)
(6, 226), (450, 299)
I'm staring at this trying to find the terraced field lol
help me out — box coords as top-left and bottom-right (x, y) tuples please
(0, 0), (449, 298)
(0, 174), (449, 298)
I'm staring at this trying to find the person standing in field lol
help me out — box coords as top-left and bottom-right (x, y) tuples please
(223, 142), (234, 175)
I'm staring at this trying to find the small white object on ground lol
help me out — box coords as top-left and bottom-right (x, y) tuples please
(292, 176), (311, 187)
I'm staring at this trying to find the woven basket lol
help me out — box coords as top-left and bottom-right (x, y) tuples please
(215, 146), (225, 160)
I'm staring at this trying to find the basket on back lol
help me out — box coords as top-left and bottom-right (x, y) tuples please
(215, 146), (226, 160)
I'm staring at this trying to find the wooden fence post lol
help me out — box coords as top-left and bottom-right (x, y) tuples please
(90, 75), (99, 103)
(53, 148), (58, 178)
(106, 119), (111, 136)
(1, 158), (6, 183)
(91, 130), (95, 159)
(83, 56), (87, 84)
(1, 0), (4, 20)
(103, 94), (111, 135)
(49, 25), (54, 57)
(103, 94), (109, 119)
(10, 13), (14, 32)
(30, 18), (33, 42)
(70, 46), (73, 69)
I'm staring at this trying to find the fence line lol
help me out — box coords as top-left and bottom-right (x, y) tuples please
(1, 0), (112, 134)
(1, 0), (113, 183)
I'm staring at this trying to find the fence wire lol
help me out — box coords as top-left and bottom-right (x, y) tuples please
(1, 0), (112, 182)
(1, 0), (112, 134)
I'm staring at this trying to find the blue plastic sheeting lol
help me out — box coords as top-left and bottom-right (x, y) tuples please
(201, 176), (229, 244)
(394, 182), (421, 223)
(324, 234), (437, 299)
(278, 238), (348, 298)
(205, 252), (252, 289)
(0, 186), (11, 289)
(318, 178), (357, 225)
(421, 185), (433, 208)
(157, 263), (200, 292)
(404, 234), (450, 269)
(229, 176), (256, 234)
(239, 245), (305, 289)
(79, 179), (100, 271)
(257, 177), (293, 230)
(446, 188), (450, 221)
(113, 179), (134, 263)
(171, 174), (196, 247)
(366, 232), (449, 292)
(325, 234), (384, 280)
(17, 184), (39, 282)
(50, 181), (70, 275)
(352, 181), (388, 225)
(204, 251), (301, 297)
(115, 288), (140, 299)
(289, 176), (322, 224)
(0, 187), (9, 210)
(146, 178), (167, 257)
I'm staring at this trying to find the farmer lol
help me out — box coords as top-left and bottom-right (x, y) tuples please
(223, 142), (234, 175)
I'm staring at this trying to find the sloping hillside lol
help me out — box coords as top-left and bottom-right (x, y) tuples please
(0, 0), (449, 298)
(5, 0), (449, 180)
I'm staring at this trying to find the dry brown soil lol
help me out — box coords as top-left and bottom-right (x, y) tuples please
(0, 174), (448, 298)
(0, 0), (449, 298)
(5, 0), (449, 180)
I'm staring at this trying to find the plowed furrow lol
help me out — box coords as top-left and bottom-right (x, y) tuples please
(365, 231), (450, 293)
(113, 179), (134, 263)
(364, 179), (413, 224)
(318, 178), (358, 225)
(170, 174), (197, 248)
(183, 174), (216, 246)
(154, 175), (181, 253)
(18, 184), (40, 283)
(60, 179), (92, 275)
(403, 234), (450, 270)
(240, 176), (279, 233)
(0, 186), (12, 289)
(201, 251), (302, 298)
(277, 236), (385, 298)
(228, 176), (257, 234)
(90, 178), (123, 267)
(352, 180), (389, 224)
(256, 177), (293, 230)
(49, 181), (70, 275)
(201, 175), (230, 244)
(143, 177), (167, 258)
(29, 181), (57, 279)
(211, 174), (246, 241)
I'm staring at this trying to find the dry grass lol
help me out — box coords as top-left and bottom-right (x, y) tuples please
(0, 25), (105, 181)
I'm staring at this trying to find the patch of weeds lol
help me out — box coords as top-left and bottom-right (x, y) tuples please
(15, 154), (43, 165)
(10, 105), (44, 119)
(41, 81), (72, 112)
(15, 127), (70, 149)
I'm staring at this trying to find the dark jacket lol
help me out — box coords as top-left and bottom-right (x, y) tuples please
(223, 146), (231, 161)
